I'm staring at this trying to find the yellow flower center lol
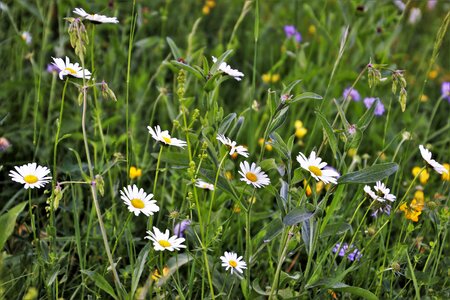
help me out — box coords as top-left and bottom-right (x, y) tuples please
(246, 172), (258, 182)
(130, 198), (145, 209)
(158, 240), (171, 247)
(162, 136), (172, 144)
(64, 67), (77, 75)
(24, 175), (38, 184)
(308, 166), (322, 176)
(229, 260), (238, 268)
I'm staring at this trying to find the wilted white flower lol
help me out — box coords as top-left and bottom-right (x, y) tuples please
(195, 179), (214, 191)
(73, 8), (119, 24)
(419, 145), (447, 174)
(212, 56), (244, 81)
(364, 181), (396, 202)
(216, 134), (249, 157)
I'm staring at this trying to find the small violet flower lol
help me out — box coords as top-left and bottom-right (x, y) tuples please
(174, 219), (191, 238)
(46, 63), (60, 73)
(284, 25), (302, 43)
(332, 243), (362, 261)
(441, 82), (450, 102)
(364, 97), (385, 116)
(343, 87), (361, 101)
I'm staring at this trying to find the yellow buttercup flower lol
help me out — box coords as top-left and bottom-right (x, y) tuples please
(414, 190), (424, 202)
(294, 120), (308, 139)
(271, 74), (280, 83)
(347, 148), (357, 158)
(399, 200), (422, 222)
(308, 24), (317, 35)
(202, 5), (210, 14)
(428, 69), (438, 80)
(262, 73), (280, 84)
(262, 73), (271, 83)
(412, 166), (430, 185)
(225, 171), (233, 180)
(258, 137), (273, 151)
(129, 166), (142, 179)
(420, 94), (429, 102)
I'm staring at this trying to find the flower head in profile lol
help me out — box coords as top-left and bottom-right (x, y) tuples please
(147, 125), (187, 148)
(145, 227), (186, 252)
(216, 134), (249, 157)
(9, 163), (52, 189)
(284, 25), (302, 43)
(363, 97), (385, 116)
(363, 181), (396, 202)
(419, 145), (447, 174)
(343, 87), (361, 101)
(212, 56), (244, 81)
(174, 220), (191, 238)
(195, 179), (214, 191)
(441, 82), (450, 102)
(21, 31), (32, 45)
(296, 151), (339, 184)
(120, 185), (159, 217)
(220, 251), (247, 275)
(238, 161), (270, 188)
(73, 8), (119, 24)
(51, 56), (91, 80)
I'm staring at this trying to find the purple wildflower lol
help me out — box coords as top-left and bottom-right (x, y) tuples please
(174, 219), (191, 238)
(348, 249), (363, 261)
(46, 63), (60, 73)
(332, 243), (349, 257)
(348, 124), (357, 135)
(332, 242), (362, 261)
(371, 204), (391, 218)
(364, 97), (385, 116)
(284, 25), (302, 43)
(343, 87), (361, 101)
(441, 82), (450, 102)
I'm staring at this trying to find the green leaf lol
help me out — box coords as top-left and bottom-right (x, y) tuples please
(253, 217), (284, 246)
(131, 243), (151, 297)
(166, 37), (182, 59)
(270, 132), (290, 159)
(81, 270), (118, 300)
(151, 151), (190, 166)
(283, 207), (314, 226)
(320, 222), (352, 237)
(357, 100), (376, 131)
(0, 202), (27, 250)
(268, 106), (289, 134)
(282, 79), (302, 95)
(170, 60), (205, 81)
(316, 111), (339, 160)
(338, 163), (399, 184)
(218, 113), (236, 134)
(331, 283), (378, 300)
(157, 253), (193, 287)
(289, 92), (323, 104)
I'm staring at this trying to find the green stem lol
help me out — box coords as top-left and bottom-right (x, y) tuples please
(269, 228), (290, 299)
(207, 153), (228, 226)
(111, 213), (133, 256)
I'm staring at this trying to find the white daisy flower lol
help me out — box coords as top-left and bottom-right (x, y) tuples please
(216, 134), (249, 158)
(296, 151), (340, 184)
(364, 181), (396, 202)
(120, 185), (159, 216)
(419, 145), (447, 174)
(195, 179), (214, 191)
(220, 251), (247, 275)
(147, 125), (187, 148)
(51, 56), (92, 81)
(21, 31), (32, 45)
(238, 161), (270, 188)
(9, 163), (52, 189)
(212, 56), (244, 81)
(145, 227), (186, 252)
(73, 8), (119, 24)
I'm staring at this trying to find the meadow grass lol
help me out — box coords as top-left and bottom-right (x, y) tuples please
(0, 0), (449, 299)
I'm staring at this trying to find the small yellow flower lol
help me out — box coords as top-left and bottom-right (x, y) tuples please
(412, 166), (429, 184)
(258, 137), (273, 151)
(399, 200), (422, 222)
(316, 181), (325, 193)
(412, 166), (421, 177)
(347, 148), (357, 157)
(295, 127), (308, 139)
(428, 69), (438, 80)
(414, 190), (424, 202)
(232, 204), (241, 213)
(129, 166), (142, 179)
(295, 120), (303, 128)
(420, 94), (429, 102)
(225, 171), (233, 180)
(442, 163), (450, 181)
(304, 180), (312, 197)
(202, 5), (210, 15)
(271, 74), (280, 83)
(262, 73), (271, 84)
(308, 24), (317, 35)
(206, 0), (216, 8)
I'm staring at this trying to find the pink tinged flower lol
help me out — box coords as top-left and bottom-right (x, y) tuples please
(343, 87), (361, 101)
(284, 25), (302, 42)
(363, 97), (385, 116)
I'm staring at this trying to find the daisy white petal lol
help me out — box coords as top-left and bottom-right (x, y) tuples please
(238, 161), (270, 188)
(145, 227), (186, 252)
(73, 7), (119, 24)
(147, 125), (187, 148)
(9, 162), (52, 189)
(120, 184), (159, 216)
(216, 134), (249, 157)
(195, 179), (215, 191)
(212, 56), (244, 81)
(364, 181), (396, 203)
(220, 251), (247, 275)
(51, 56), (91, 80)
(419, 145), (447, 174)
(296, 151), (339, 184)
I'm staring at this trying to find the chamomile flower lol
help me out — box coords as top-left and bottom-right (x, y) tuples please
(73, 8), (119, 24)
(296, 151), (340, 184)
(51, 56), (91, 80)
(120, 185), (159, 217)
(212, 56), (244, 81)
(195, 179), (215, 191)
(145, 227), (186, 252)
(363, 181), (396, 202)
(147, 125), (187, 148)
(419, 145), (447, 174)
(9, 163), (52, 189)
(220, 251), (247, 275)
(216, 134), (249, 157)
(238, 161), (270, 188)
